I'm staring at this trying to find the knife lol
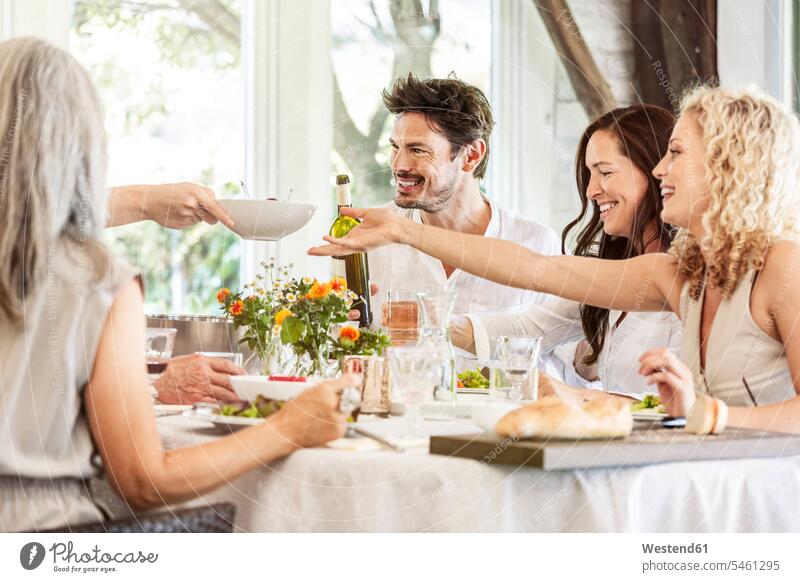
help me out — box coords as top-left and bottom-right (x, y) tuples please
(346, 426), (405, 453)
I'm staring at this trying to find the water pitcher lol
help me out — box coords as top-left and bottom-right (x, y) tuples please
(416, 290), (458, 412)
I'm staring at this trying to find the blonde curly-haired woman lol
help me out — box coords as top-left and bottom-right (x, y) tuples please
(0, 37), (356, 532)
(310, 85), (800, 435)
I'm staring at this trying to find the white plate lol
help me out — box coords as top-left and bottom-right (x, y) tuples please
(457, 387), (490, 395)
(183, 408), (265, 430)
(390, 394), (489, 419)
(153, 404), (192, 417)
(632, 409), (668, 421)
(230, 375), (318, 401)
(217, 199), (316, 241)
(470, 402), (522, 432)
(153, 404), (192, 413)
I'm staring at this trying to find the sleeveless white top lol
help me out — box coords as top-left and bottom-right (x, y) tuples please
(679, 269), (795, 406)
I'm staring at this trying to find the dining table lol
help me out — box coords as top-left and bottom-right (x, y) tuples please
(153, 397), (800, 533)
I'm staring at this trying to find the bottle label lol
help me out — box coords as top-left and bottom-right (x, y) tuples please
(336, 183), (352, 206)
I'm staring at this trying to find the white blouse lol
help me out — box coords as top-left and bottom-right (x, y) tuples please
(467, 297), (683, 395)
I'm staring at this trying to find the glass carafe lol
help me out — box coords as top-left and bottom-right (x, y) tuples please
(416, 290), (458, 415)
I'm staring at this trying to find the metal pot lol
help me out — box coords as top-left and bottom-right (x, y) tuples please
(145, 314), (252, 360)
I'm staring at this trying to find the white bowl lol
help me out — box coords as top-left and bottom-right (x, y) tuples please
(217, 199), (316, 241)
(230, 375), (319, 401)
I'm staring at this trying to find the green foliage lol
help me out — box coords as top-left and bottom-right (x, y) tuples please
(72, 0), (241, 70)
(104, 217), (240, 314)
(73, 1), (242, 314)
(280, 316), (305, 345)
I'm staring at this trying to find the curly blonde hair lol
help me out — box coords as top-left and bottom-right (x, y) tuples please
(669, 85), (800, 299)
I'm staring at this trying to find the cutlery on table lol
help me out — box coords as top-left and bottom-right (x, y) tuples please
(346, 426), (405, 453)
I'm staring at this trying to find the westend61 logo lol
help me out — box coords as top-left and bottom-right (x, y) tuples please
(20, 541), (158, 574)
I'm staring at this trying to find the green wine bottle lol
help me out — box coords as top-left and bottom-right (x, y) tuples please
(329, 174), (372, 327)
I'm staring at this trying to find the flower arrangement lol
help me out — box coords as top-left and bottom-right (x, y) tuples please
(218, 259), (389, 376)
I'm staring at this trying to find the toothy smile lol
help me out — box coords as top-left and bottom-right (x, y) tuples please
(598, 201), (618, 214)
(397, 177), (423, 189)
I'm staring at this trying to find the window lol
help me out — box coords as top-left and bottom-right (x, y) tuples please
(331, 0), (491, 205)
(69, 0), (244, 314)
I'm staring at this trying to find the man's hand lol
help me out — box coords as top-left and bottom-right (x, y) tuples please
(347, 283), (379, 321)
(153, 354), (244, 405)
(638, 348), (696, 416)
(108, 183), (234, 229)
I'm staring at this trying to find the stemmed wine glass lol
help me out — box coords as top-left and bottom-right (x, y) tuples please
(495, 336), (542, 401)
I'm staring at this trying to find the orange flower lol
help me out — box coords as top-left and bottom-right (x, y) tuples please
(339, 326), (360, 343)
(306, 281), (333, 300)
(275, 309), (293, 326)
(229, 299), (244, 316)
(216, 287), (231, 303)
(330, 276), (347, 292)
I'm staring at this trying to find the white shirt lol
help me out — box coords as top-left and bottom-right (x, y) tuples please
(367, 198), (562, 322)
(467, 297), (683, 395)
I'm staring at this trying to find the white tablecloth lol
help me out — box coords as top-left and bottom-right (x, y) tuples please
(155, 413), (800, 533)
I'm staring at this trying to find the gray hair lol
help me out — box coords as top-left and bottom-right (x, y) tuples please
(0, 37), (109, 323)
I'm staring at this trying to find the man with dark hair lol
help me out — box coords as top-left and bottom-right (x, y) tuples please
(367, 74), (561, 340)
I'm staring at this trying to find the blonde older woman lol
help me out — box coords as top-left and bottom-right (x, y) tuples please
(0, 37), (356, 532)
(310, 85), (800, 435)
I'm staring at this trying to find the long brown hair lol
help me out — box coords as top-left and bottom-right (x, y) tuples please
(562, 104), (675, 364)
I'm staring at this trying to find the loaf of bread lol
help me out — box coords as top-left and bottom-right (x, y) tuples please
(495, 375), (633, 440)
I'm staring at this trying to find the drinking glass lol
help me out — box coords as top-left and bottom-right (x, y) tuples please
(145, 328), (177, 376)
(492, 336), (542, 402)
(384, 290), (419, 345)
(387, 345), (437, 436)
(195, 351), (244, 368)
(341, 355), (391, 416)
